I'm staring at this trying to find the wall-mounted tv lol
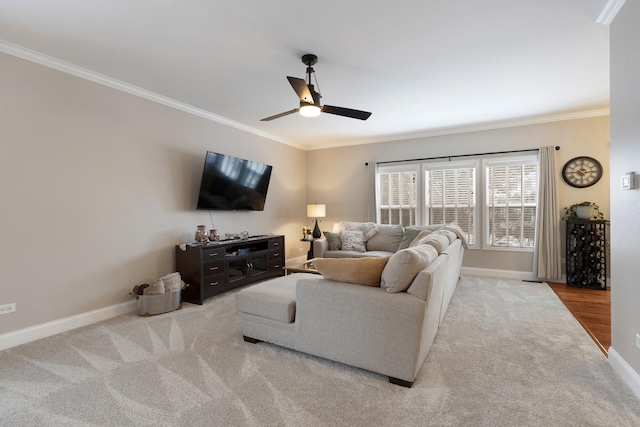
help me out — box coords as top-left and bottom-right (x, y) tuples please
(196, 151), (273, 211)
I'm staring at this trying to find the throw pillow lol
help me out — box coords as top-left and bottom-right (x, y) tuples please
(381, 244), (439, 293)
(397, 227), (422, 250)
(313, 257), (389, 287)
(339, 221), (379, 241)
(323, 231), (342, 251)
(341, 230), (366, 252)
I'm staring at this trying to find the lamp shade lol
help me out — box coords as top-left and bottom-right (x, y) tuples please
(307, 204), (326, 218)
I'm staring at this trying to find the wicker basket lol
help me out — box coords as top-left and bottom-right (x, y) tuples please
(135, 289), (181, 316)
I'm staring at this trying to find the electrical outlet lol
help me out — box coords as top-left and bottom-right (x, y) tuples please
(0, 303), (16, 315)
(636, 334), (640, 349)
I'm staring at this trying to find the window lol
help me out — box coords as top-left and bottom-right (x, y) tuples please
(424, 162), (477, 245)
(375, 153), (539, 251)
(376, 165), (418, 226)
(484, 157), (538, 249)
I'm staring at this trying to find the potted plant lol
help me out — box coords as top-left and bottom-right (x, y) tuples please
(562, 201), (606, 221)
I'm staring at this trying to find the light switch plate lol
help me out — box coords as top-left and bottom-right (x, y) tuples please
(621, 172), (636, 190)
(0, 303), (16, 315)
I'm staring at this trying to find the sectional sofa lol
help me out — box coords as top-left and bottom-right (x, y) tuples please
(236, 222), (467, 387)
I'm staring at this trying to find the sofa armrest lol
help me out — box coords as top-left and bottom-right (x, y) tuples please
(313, 238), (328, 258)
(294, 278), (426, 382)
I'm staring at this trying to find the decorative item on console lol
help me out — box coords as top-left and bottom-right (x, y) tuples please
(208, 229), (219, 242)
(195, 225), (208, 242)
(225, 231), (250, 240)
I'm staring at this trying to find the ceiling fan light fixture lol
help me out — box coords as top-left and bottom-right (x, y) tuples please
(299, 103), (321, 117)
(260, 53), (371, 122)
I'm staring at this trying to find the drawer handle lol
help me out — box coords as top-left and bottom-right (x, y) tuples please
(273, 264), (280, 268)
(209, 266), (218, 271)
(273, 253), (280, 257)
(273, 242), (280, 246)
(210, 281), (219, 286)
(209, 252), (219, 257)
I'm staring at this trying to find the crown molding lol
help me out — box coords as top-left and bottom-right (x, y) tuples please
(596, 0), (627, 25)
(307, 108), (611, 151)
(0, 39), (610, 153)
(0, 39), (303, 150)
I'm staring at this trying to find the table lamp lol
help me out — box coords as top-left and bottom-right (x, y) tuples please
(307, 204), (326, 239)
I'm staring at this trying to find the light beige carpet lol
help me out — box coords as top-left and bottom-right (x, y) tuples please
(1, 276), (639, 426)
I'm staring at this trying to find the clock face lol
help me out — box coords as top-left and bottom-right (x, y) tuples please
(562, 156), (603, 188)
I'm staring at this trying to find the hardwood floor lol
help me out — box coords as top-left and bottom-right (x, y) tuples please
(547, 282), (610, 357)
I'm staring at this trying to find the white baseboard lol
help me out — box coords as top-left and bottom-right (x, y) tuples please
(608, 347), (640, 401)
(461, 267), (540, 281)
(0, 300), (137, 351)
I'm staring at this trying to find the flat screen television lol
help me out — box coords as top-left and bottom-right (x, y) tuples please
(196, 151), (273, 211)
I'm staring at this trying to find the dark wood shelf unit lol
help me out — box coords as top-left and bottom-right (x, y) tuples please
(176, 235), (285, 304)
(565, 220), (607, 290)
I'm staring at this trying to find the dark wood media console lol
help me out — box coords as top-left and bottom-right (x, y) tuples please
(175, 235), (285, 304)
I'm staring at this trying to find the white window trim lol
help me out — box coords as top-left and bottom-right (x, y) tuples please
(482, 155), (538, 252)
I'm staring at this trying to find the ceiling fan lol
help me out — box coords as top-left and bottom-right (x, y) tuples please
(260, 54), (372, 122)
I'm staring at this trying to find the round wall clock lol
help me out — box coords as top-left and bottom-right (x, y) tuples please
(561, 156), (603, 188)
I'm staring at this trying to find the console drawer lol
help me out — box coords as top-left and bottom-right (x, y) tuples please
(269, 237), (284, 250)
(202, 273), (227, 298)
(203, 259), (224, 277)
(269, 259), (284, 272)
(269, 250), (284, 261)
(202, 247), (224, 260)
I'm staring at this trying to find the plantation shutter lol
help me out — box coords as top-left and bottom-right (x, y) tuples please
(486, 157), (537, 247)
(376, 164), (418, 225)
(424, 162), (476, 244)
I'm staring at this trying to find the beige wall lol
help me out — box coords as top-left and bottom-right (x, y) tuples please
(610, 1), (640, 381)
(0, 48), (615, 347)
(0, 52), (308, 335)
(308, 116), (610, 274)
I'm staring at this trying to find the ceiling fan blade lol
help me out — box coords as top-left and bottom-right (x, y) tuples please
(287, 76), (314, 103)
(322, 105), (372, 120)
(260, 108), (299, 121)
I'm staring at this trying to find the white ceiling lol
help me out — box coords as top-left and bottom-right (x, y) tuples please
(0, 0), (614, 150)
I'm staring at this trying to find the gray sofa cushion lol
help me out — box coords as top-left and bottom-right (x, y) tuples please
(381, 244), (439, 293)
(366, 224), (404, 252)
(414, 232), (450, 253)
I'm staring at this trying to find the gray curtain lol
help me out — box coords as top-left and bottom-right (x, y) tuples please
(534, 146), (562, 279)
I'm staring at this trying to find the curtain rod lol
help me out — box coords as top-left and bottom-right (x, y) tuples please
(376, 146), (560, 165)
